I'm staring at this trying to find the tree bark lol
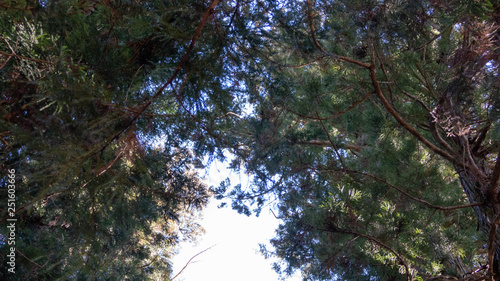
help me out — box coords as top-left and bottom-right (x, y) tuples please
(456, 166), (500, 278)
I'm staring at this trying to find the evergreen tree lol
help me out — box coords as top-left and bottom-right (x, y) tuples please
(3, 0), (500, 280)
(0, 1), (231, 279)
(216, 0), (500, 280)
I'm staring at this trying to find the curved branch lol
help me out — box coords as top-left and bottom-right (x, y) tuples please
(230, 173), (285, 201)
(349, 231), (411, 281)
(319, 227), (412, 281)
(172, 245), (216, 280)
(368, 46), (456, 164)
(305, 0), (327, 54)
(349, 168), (482, 211)
(0, 50), (53, 65)
(109, 104), (174, 118)
(415, 62), (438, 99)
(429, 118), (455, 154)
(17, 249), (48, 269)
(320, 235), (360, 269)
(461, 135), (488, 181)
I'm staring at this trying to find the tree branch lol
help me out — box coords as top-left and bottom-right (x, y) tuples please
(103, 103), (174, 118)
(0, 50), (53, 65)
(172, 245), (216, 280)
(472, 123), (491, 156)
(429, 117), (455, 154)
(375, 48), (395, 104)
(305, 0), (327, 54)
(415, 62), (437, 99)
(488, 213), (500, 279)
(1, 150), (126, 223)
(17, 249), (48, 269)
(319, 227), (411, 281)
(98, 0), (221, 154)
(320, 235), (359, 270)
(461, 135), (488, 182)
(319, 167), (483, 211)
(368, 45), (456, 163)
(317, 114), (345, 168)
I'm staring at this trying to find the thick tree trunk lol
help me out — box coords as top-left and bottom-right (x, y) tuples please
(456, 166), (500, 277)
(456, 168), (489, 233)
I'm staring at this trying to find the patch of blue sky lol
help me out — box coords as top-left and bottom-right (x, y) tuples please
(172, 158), (302, 281)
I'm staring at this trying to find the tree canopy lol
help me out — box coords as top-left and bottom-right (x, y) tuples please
(1, 0), (500, 280)
(217, 0), (500, 280)
(0, 0), (223, 279)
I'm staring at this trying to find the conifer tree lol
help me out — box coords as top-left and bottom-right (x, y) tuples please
(0, 1), (230, 279)
(2, 0), (500, 280)
(216, 0), (500, 280)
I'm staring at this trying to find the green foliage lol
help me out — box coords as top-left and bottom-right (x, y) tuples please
(0, 1), (233, 280)
(2, 0), (500, 280)
(214, 0), (500, 280)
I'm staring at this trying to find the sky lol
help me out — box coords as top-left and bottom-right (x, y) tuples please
(171, 161), (302, 281)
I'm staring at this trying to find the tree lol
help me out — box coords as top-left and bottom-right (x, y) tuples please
(214, 0), (500, 280)
(0, 0), (231, 279)
(2, 0), (500, 280)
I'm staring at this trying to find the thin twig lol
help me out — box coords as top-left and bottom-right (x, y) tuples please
(0, 50), (53, 65)
(414, 62), (437, 99)
(16, 249), (48, 268)
(424, 209), (438, 229)
(375, 48), (395, 104)
(319, 227), (412, 281)
(103, 103), (174, 118)
(320, 235), (359, 269)
(317, 114), (345, 168)
(172, 245), (216, 280)
(1, 35), (17, 56)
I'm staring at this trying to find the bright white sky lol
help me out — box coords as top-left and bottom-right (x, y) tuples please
(171, 161), (302, 281)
